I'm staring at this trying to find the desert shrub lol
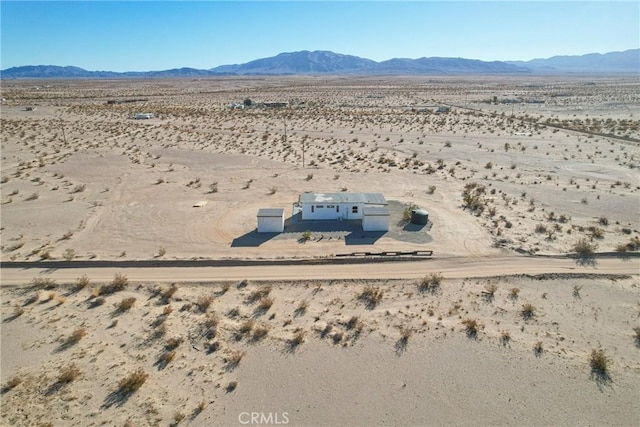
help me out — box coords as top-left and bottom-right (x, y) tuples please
(163, 305), (173, 316)
(32, 277), (57, 290)
(533, 341), (544, 355)
(509, 287), (520, 299)
(62, 248), (75, 261)
(399, 325), (413, 341)
(359, 286), (384, 308)
(633, 327), (640, 346)
(257, 296), (274, 311)
(290, 329), (307, 347)
(247, 285), (272, 303)
(589, 349), (610, 376)
(116, 297), (136, 312)
(66, 328), (87, 345)
(118, 369), (148, 394)
(484, 282), (498, 299)
(588, 226), (604, 239)
(598, 216), (609, 226)
(99, 273), (128, 295)
(462, 319), (480, 337)
(75, 275), (90, 291)
(196, 295), (213, 312)
(418, 273), (443, 293)
(573, 238), (597, 255)
(500, 331), (511, 345)
(25, 192), (39, 201)
(13, 304), (25, 317)
(225, 381), (238, 392)
(252, 324), (269, 341)
(295, 299), (309, 315)
(301, 230), (312, 242)
(521, 303), (536, 319)
(226, 350), (245, 368)
(58, 364), (81, 383)
(158, 350), (176, 366)
(427, 185), (436, 195)
(534, 224), (547, 234)
(165, 337), (183, 350)
(161, 283), (178, 301)
(157, 246), (166, 257)
(220, 282), (231, 293)
(573, 285), (583, 297)
(346, 316), (364, 333)
(238, 319), (255, 335)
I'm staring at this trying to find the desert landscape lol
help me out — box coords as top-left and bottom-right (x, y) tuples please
(1, 75), (639, 426)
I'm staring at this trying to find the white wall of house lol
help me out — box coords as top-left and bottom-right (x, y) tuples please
(301, 202), (365, 220)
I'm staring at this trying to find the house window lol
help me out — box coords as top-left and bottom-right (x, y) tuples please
(311, 206), (314, 213)
(336, 205), (340, 212)
(316, 205), (324, 209)
(352, 206), (358, 214)
(327, 205), (335, 209)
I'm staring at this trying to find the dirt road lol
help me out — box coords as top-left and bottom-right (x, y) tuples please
(1, 255), (637, 285)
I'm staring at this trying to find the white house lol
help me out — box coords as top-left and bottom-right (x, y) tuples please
(297, 193), (387, 221)
(257, 208), (285, 233)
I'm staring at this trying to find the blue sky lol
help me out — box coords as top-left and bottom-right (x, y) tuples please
(1, 1), (638, 71)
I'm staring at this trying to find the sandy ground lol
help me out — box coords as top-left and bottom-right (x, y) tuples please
(1, 75), (639, 426)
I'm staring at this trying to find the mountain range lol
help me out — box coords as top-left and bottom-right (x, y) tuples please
(2, 49), (638, 78)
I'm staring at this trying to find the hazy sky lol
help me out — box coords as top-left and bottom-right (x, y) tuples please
(1, 1), (638, 71)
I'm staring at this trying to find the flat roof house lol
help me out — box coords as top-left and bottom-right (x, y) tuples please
(297, 193), (389, 231)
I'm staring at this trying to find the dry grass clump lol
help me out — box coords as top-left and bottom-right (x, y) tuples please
(2, 375), (23, 392)
(461, 319), (481, 338)
(589, 349), (610, 377)
(116, 297), (136, 312)
(483, 282), (498, 301)
(161, 283), (178, 301)
(118, 369), (148, 394)
(99, 273), (128, 295)
(225, 350), (245, 369)
(632, 327), (640, 347)
(418, 273), (443, 294)
(238, 319), (255, 335)
(521, 303), (536, 320)
(252, 324), (269, 341)
(257, 296), (274, 312)
(533, 341), (544, 355)
(57, 364), (81, 384)
(66, 327), (87, 345)
(500, 331), (511, 345)
(359, 285), (384, 308)
(157, 350), (176, 366)
(509, 287), (520, 300)
(196, 295), (214, 312)
(289, 329), (307, 347)
(32, 277), (57, 290)
(13, 304), (25, 317)
(75, 275), (90, 291)
(165, 337), (183, 350)
(295, 299), (309, 316)
(573, 284), (583, 297)
(247, 285), (272, 303)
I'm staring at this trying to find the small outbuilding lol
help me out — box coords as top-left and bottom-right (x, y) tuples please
(362, 207), (390, 231)
(257, 208), (285, 233)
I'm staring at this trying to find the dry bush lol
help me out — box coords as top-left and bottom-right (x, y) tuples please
(13, 304), (25, 317)
(461, 319), (480, 338)
(573, 238), (597, 255)
(157, 246), (166, 257)
(57, 364), (81, 383)
(248, 285), (272, 302)
(533, 341), (544, 355)
(290, 329), (307, 347)
(4, 375), (23, 391)
(521, 303), (536, 320)
(252, 324), (269, 341)
(166, 337), (183, 350)
(359, 286), (384, 308)
(116, 297), (136, 312)
(589, 349), (610, 376)
(32, 277), (57, 290)
(399, 325), (413, 341)
(66, 327), (87, 345)
(257, 296), (274, 311)
(196, 295), (214, 312)
(238, 319), (255, 335)
(163, 305), (174, 316)
(509, 287), (520, 300)
(158, 350), (176, 366)
(500, 331), (511, 345)
(161, 283), (178, 301)
(220, 282), (231, 293)
(295, 299), (309, 315)
(484, 282), (498, 299)
(226, 381), (238, 393)
(75, 275), (90, 291)
(99, 273), (128, 295)
(632, 327), (640, 347)
(418, 273), (443, 293)
(573, 284), (583, 297)
(118, 369), (148, 394)
(226, 350), (245, 369)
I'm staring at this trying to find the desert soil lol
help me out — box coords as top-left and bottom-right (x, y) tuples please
(1, 75), (639, 426)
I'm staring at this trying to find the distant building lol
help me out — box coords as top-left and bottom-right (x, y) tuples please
(134, 113), (154, 119)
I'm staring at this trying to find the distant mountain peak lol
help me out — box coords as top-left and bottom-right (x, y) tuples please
(2, 49), (638, 78)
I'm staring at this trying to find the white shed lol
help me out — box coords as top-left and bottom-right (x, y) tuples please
(362, 207), (390, 231)
(257, 208), (285, 233)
